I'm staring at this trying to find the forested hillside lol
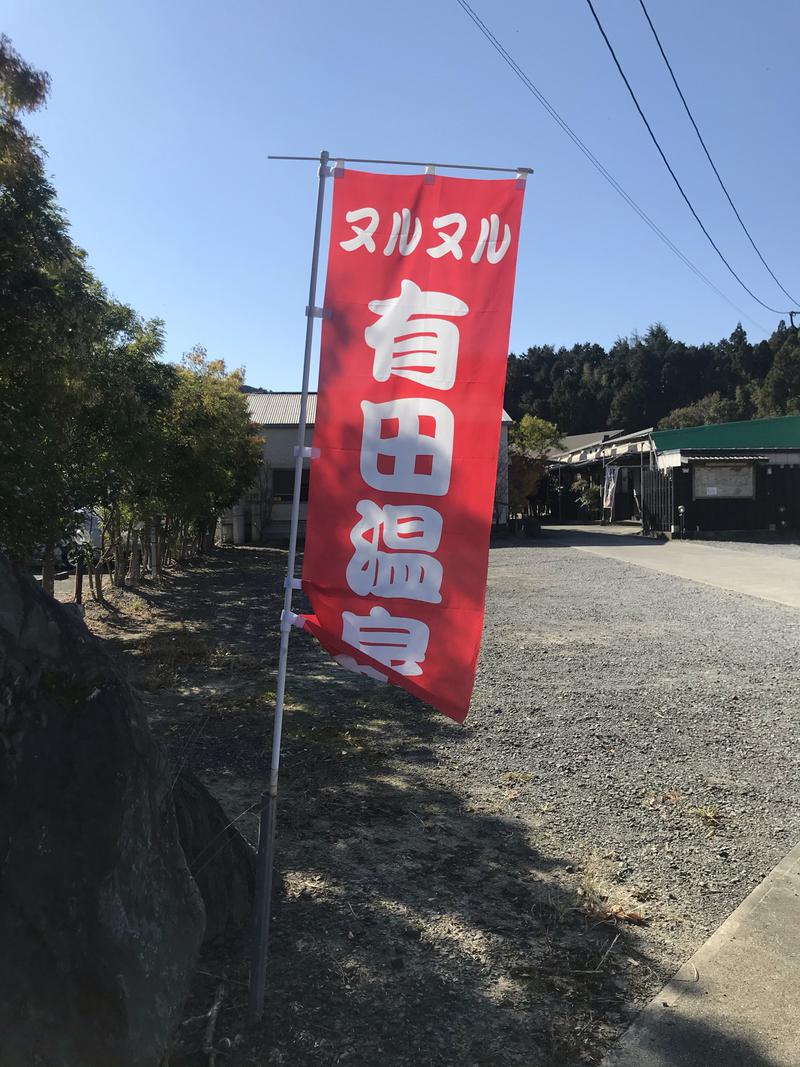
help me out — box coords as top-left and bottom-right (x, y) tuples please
(505, 321), (800, 434)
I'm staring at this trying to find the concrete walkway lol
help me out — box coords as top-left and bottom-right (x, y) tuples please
(601, 840), (800, 1067)
(543, 525), (800, 610)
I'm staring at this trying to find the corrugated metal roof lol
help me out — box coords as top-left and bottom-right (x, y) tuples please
(652, 415), (800, 452)
(245, 391), (511, 426)
(551, 427), (653, 463)
(548, 429), (623, 459)
(605, 426), (654, 445)
(246, 392), (318, 425)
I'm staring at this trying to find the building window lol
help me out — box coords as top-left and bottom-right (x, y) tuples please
(272, 468), (310, 503)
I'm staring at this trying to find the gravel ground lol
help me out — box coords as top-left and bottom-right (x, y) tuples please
(460, 541), (800, 984)
(80, 543), (800, 1065)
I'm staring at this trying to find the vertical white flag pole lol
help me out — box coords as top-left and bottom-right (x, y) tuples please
(247, 149), (330, 1024)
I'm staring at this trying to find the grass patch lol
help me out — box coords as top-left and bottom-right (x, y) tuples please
(690, 803), (724, 827)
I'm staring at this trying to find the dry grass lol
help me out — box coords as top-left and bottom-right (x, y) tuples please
(206, 643), (262, 672)
(140, 627), (213, 663)
(577, 853), (647, 926)
(500, 770), (535, 786)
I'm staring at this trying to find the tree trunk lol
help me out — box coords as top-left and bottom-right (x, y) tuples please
(41, 551), (55, 597)
(114, 541), (126, 588)
(93, 559), (105, 601)
(162, 521), (175, 569)
(74, 559), (84, 605)
(129, 532), (141, 587)
(142, 520), (151, 576)
(150, 520), (160, 582)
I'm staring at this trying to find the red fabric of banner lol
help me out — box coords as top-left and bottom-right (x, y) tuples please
(301, 169), (525, 722)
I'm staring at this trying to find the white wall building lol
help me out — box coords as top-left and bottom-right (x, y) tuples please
(222, 391), (512, 542)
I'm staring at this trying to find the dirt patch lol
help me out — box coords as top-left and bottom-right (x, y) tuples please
(75, 548), (648, 1066)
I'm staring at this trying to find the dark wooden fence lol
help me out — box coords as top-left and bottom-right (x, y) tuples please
(641, 468), (674, 534)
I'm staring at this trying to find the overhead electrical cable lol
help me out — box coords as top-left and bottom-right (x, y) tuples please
(636, 0), (799, 307)
(453, 0), (766, 331)
(584, 0), (790, 316)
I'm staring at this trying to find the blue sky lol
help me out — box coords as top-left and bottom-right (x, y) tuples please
(5, 0), (798, 388)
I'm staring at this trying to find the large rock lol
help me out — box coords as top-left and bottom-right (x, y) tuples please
(0, 556), (206, 1067)
(173, 768), (255, 943)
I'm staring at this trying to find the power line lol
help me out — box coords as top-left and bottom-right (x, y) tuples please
(453, 0), (766, 331)
(584, 0), (790, 317)
(636, 0), (799, 308)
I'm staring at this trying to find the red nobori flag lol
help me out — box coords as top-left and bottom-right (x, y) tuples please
(300, 168), (525, 722)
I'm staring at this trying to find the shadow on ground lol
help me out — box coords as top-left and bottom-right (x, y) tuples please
(603, 1002), (783, 1067)
(85, 548), (660, 1066)
(493, 527), (663, 552)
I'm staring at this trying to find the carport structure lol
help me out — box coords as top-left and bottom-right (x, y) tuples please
(549, 414), (800, 537)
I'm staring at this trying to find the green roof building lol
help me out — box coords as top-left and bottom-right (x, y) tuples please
(549, 414), (800, 536)
(652, 414), (800, 454)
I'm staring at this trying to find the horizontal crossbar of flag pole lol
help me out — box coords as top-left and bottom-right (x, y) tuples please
(268, 154), (533, 175)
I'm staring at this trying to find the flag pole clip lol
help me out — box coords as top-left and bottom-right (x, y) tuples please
(305, 305), (331, 319)
(280, 609), (306, 633)
(293, 445), (320, 459)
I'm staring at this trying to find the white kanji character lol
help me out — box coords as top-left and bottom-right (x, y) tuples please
(383, 208), (422, 256)
(340, 207), (379, 253)
(426, 213), (467, 260)
(354, 500), (443, 551)
(333, 654), (388, 682)
(360, 397), (454, 496)
(470, 214), (512, 264)
(364, 279), (468, 391)
(341, 606), (429, 677)
(346, 499), (443, 603)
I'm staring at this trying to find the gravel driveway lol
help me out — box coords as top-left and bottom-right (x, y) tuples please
(467, 538), (800, 984)
(83, 542), (800, 1065)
